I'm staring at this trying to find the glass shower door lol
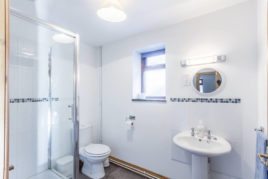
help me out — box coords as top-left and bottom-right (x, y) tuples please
(50, 39), (76, 179)
(9, 10), (78, 179)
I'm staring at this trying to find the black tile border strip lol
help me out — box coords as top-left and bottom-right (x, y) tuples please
(10, 97), (59, 103)
(132, 99), (167, 103)
(170, 98), (241, 104)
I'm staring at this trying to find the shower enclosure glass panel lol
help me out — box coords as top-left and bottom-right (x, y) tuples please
(50, 37), (75, 177)
(9, 12), (77, 179)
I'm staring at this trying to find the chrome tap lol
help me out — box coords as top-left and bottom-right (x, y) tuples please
(191, 128), (195, 137)
(207, 130), (211, 140)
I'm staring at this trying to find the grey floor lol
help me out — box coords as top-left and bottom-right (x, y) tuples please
(79, 163), (147, 179)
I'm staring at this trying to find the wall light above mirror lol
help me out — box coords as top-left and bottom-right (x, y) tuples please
(181, 55), (226, 67)
(193, 68), (223, 94)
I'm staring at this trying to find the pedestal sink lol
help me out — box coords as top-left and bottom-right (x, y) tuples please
(173, 131), (231, 179)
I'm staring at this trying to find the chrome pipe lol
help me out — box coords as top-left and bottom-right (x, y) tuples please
(48, 47), (52, 169)
(73, 34), (80, 179)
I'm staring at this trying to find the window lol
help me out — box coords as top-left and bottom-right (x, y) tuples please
(140, 49), (166, 100)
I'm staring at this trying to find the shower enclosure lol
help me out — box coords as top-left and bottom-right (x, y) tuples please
(8, 9), (79, 179)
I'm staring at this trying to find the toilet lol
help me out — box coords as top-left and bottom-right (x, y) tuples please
(79, 124), (111, 179)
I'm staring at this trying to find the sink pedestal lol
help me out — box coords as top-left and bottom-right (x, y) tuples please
(192, 154), (208, 179)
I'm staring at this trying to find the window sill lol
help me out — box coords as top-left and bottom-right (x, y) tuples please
(132, 98), (167, 103)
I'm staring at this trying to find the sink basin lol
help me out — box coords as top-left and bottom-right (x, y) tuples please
(173, 130), (231, 157)
(173, 130), (231, 179)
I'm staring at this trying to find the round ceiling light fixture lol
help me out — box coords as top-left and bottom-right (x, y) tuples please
(97, 0), (127, 22)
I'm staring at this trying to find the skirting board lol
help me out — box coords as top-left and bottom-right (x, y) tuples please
(109, 156), (168, 179)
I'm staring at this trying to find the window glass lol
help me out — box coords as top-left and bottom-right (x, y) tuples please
(145, 54), (165, 66)
(144, 69), (166, 97)
(139, 48), (166, 99)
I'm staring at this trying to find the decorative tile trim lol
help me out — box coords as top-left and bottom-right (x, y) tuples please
(10, 97), (59, 103)
(170, 98), (241, 104)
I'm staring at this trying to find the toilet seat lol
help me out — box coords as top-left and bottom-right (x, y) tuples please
(83, 144), (111, 157)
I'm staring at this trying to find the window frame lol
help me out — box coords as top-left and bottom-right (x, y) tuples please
(140, 49), (166, 100)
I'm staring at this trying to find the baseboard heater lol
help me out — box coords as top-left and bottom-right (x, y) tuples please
(109, 156), (168, 179)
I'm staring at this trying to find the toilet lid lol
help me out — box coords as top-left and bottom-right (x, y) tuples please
(84, 144), (111, 156)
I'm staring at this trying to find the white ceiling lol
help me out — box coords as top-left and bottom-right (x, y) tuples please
(11, 0), (249, 46)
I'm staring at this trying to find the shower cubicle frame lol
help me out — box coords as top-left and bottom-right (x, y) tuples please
(6, 8), (80, 179)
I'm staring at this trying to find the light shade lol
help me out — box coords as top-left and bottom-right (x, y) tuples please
(97, 0), (127, 22)
(180, 55), (226, 67)
(52, 33), (74, 44)
(97, 6), (127, 22)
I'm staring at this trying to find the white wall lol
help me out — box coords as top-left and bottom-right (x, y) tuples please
(79, 43), (101, 143)
(257, 0), (268, 133)
(101, 1), (258, 179)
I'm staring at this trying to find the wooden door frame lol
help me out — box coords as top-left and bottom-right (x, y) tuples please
(1, 0), (9, 178)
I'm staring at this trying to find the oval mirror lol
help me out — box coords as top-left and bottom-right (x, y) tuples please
(193, 68), (222, 94)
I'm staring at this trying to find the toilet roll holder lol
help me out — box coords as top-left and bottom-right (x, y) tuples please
(125, 115), (135, 126)
(128, 115), (136, 120)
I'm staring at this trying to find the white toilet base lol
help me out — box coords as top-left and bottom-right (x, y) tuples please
(79, 144), (111, 179)
(82, 161), (105, 179)
(104, 158), (110, 167)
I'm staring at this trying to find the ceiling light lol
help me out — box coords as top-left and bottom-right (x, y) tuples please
(97, 0), (127, 22)
(52, 33), (75, 44)
(180, 55), (226, 67)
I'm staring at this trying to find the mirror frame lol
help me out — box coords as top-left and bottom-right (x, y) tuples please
(192, 68), (225, 96)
